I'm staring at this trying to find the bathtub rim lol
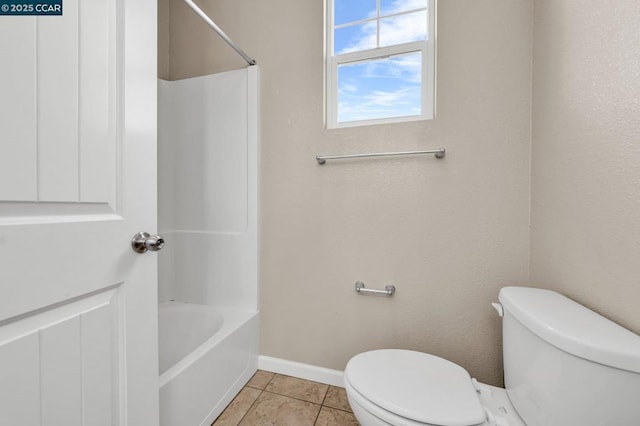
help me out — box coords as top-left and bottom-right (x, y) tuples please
(158, 301), (225, 374)
(158, 301), (259, 387)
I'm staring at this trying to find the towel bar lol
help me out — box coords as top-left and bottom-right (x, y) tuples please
(355, 281), (396, 296)
(316, 148), (445, 165)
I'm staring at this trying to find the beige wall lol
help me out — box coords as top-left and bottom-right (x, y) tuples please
(161, 0), (533, 385)
(158, 0), (169, 79)
(531, 1), (640, 333)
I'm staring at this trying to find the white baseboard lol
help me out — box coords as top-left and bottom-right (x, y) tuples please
(258, 355), (344, 388)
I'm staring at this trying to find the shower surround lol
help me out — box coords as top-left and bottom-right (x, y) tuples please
(157, 66), (259, 426)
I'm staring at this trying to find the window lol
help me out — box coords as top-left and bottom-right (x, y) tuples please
(326, 0), (435, 128)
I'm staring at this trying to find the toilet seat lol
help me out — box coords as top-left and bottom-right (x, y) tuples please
(345, 378), (433, 426)
(344, 349), (487, 426)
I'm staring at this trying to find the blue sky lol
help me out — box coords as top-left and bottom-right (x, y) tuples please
(333, 0), (427, 123)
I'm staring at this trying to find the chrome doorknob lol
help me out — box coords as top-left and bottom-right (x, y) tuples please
(131, 232), (165, 253)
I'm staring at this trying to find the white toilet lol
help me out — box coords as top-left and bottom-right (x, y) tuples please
(344, 287), (640, 425)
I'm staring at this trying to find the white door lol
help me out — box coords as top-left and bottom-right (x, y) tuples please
(0, 0), (158, 423)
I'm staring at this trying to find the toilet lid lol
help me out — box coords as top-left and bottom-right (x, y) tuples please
(345, 350), (486, 426)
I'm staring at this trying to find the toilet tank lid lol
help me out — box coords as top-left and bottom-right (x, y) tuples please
(499, 287), (640, 374)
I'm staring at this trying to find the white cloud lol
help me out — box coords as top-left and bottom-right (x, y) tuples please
(338, 82), (358, 94)
(378, 13), (426, 47)
(382, 0), (427, 14)
(364, 88), (417, 106)
(338, 85), (421, 122)
(337, 0), (427, 55)
(337, 21), (377, 54)
(359, 54), (421, 83)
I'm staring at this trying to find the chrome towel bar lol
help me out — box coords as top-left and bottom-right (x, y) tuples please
(355, 281), (396, 296)
(316, 148), (445, 165)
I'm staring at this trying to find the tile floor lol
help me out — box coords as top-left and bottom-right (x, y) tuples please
(212, 370), (359, 426)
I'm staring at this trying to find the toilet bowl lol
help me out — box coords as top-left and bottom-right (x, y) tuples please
(344, 287), (640, 426)
(344, 349), (523, 426)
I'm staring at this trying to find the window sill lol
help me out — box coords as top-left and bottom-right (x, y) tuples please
(326, 113), (433, 130)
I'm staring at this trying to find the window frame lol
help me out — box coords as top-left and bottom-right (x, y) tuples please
(326, 0), (436, 129)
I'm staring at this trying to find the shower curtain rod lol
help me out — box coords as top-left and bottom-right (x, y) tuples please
(183, 0), (257, 66)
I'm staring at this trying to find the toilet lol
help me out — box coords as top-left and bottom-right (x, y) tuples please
(344, 287), (640, 425)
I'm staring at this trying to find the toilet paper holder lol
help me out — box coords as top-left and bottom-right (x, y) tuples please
(355, 281), (396, 296)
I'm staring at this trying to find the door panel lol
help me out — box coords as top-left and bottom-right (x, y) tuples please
(0, 289), (120, 426)
(0, 333), (39, 425)
(0, 0), (116, 206)
(0, 221), (128, 322)
(38, 0), (80, 202)
(0, 0), (157, 421)
(0, 19), (37, 201)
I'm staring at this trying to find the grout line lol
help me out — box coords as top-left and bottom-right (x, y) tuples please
(314, 383), (330, 425)
(244, 370), (276, 391)
(313, 402), (323, 425)
(315, 385), (330, 424)
(322, 405), (354, 414)
(321, 386), (354, 415)
(263, 371), (277, 389)
(245, 383), (264, 391)
(320, 385), (329, 406)
(313, 385), (331, 426)
(261, 389), (324, 407)
(234, 388), (262, 426)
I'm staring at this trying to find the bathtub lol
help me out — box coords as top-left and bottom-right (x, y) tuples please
(158, 301), (258, 426)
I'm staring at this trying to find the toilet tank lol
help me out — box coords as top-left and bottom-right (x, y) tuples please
(498, 287), (640, 426)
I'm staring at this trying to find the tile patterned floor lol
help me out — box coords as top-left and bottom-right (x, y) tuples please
(212, 371), (359, 426)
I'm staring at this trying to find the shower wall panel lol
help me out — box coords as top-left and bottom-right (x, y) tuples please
(158, 68), (258, 311)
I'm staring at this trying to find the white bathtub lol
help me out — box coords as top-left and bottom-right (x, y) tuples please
(158, 301), (258, 426)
